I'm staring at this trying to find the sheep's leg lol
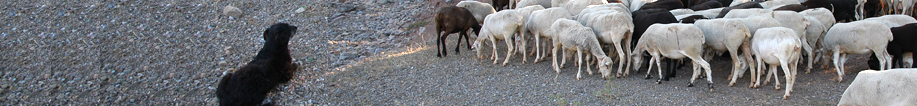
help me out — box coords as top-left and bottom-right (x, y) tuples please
(613, 41), (627, 77)
(529, 32), (542, 63)
(687, 58), (700, 87)
(552, 41), (562, 73)
(515, 29), (527, 63)
(874, 49), (891, 70)
(643, 56), (656, 79)
(833, 51), (844, 82)
(502, 34), (516, 66)
(753, 54), (764, 88)
(437, 32), (446, 57)
(562, 49), (569, 68)
(772, 65), (782, 90)
(576, 47), (583, 80)
(764, 63), (776, 86)
(585, 53), (594, 75)
(455, 32), (465, 53)
(800, 38), (814, 74)
(783, 57), (798, 100)
(741, 42), (755, 81)
(728, 48), (741, 87)
(623, 33), (633, 78)
(490, 36), (500, 64)
(763, 65), (776, 88)
(654, 55), (665, 84)
(684, 51), (714, 90)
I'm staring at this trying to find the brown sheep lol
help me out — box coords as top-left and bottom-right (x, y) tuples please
(434, 6), (482, 57)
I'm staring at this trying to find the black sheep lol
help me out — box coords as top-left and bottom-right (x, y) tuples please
(493, 0), (510, 11)
(216, 23), (299, 106)
(435, 6), (482, 57)
(639, 0), (686, 11)
(773, 4), (808, 12)
(869, 23), (917, 69)
(690, 0), (724, 11)
(801, 0), (833, 10)
(715, 2), (763, 18)
(828, 0), (857, 22)
(864, 0), (885, 18)
(631, 8), (678, 48)
(678, 14), (709, 23)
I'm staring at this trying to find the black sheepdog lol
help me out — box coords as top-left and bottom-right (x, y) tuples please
(217, 23), (299, 106)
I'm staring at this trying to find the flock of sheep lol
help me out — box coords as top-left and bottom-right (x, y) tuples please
(435, 0), (917, 100)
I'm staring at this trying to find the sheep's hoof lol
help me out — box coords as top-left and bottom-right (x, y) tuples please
(728, 83), (735, 87)
(687, 83), (694, 87)
(783, 95), (790, 100)
(708, 84), (714, 91)
(775, 86), (781, 90)
(436, 54), (442, 57)
(655, 80), (662, 84)
(644, 75), (652, 79)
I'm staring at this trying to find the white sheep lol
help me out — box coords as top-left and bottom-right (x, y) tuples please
(670, 9), (696, 16)
(729, 0), (755, 6)
(457, 1), (498, 24)
(577, 10), (620, 24)
(562, 0), (608, 15)
(751, 27), (802, 99)
(694, 7), (724, 19)
(861, 14), (917, 27)
(803, 16), (829, 68)
(550, 19), (614, 80)
(770, 11), (813, 73)
(737, 16), (784, 35)
(799, 8), (836, 31)
(838, 69), (917, 106)
(822, 20), (894, 82)
(693, 19), (756, 87)
(473, 10), (526, 66)
(631, 23), (715, 89)
(552, 0), (571, 7)
(576, 3), (630, 18)
(516, 5), (547, 26)
(759, 0), (801, 8)
(583, 11), (634, 78)
(723, 8), (774, 18)
(516, 0), (553, 8)
(525, 7), (573, 63)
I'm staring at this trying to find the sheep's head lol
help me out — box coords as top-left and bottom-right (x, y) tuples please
(472, 39), (484, 59)
(598, 56), (613, 78)
(631, 52), (645, 71)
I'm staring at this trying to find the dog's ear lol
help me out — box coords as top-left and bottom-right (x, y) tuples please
(263, 26), (274, 42)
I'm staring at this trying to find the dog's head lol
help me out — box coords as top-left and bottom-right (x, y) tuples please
(264, 23), (298, 44)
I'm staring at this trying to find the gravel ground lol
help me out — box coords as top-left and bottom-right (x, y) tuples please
(0, 0), (863, 105)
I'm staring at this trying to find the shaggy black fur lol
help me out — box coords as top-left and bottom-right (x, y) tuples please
(216, 23), (299, 106)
